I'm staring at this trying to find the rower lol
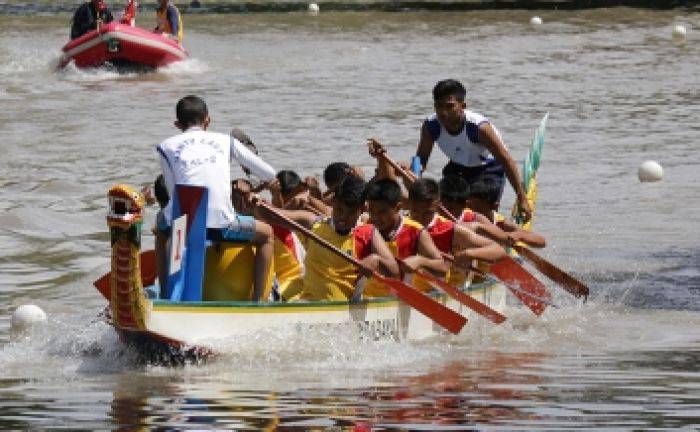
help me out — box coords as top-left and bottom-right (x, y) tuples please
(254, 175), (399, 302)
(265, 171), (309, 299)
(415, 79), (532, 222)
(154, 0), (183, 43)
(362, 179), (448, 296)
(155, 95), (276, 301)
(467, 176), (546, 248)
(405, 178), (507, 290)
(321, 162), (365, 205)
(70, 0), (114, 40)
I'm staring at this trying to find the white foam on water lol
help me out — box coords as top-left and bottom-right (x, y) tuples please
(0, 309), (142, 381)
(56, 61), (141, 82)
(1, 292), (698, 388)
(156, 57), (210, 75)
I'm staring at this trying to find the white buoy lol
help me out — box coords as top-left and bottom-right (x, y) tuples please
(307, 3), (319, 15)
(672, 24), (687, 41)
(530, 16), (543, 26)
(638, 160), (664, 182)
(11, 304), (47, 332)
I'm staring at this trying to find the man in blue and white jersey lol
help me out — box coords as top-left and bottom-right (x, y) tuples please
(156, 95), (277, 301)
(415, 79), (532, 222)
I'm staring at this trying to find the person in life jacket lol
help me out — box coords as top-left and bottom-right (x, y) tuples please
(154, 0), (183, 43)
(414, 79), (533, 223)
(255, 175), (399, 302)
(362, 179), (448, 297)
(405, 178), (508, 290)
(70, 0), (114, 39)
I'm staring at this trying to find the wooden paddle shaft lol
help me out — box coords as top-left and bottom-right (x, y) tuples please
(377, 152), (458, 222)
(258, 200), (363, 268)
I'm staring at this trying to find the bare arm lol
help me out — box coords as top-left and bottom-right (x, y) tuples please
(497, 219), (546, 248)
(367, 139), (410, 204)
(463, 220), (511, 247)
(306, 195), (331, 216)
(364, 229), (400, 278)
(416, 121), (435, 172)
(405, 230), (449, 277)
(453, 224), (507, 264)
(478, 123), (531, 221)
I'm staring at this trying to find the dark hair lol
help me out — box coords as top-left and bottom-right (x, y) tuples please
(323, 162), (351, 189)
(439, 175), (469, 204)
(433, 79), (466, 103)
(334, 175), (366, 208)
(408, 178), (439, 203)
(276, 170), (302, 196)
(176, 95), (208, 128)
(469, 175), (502, 204)
(154, 174), (169, 208)
(364, 179), (402, 206)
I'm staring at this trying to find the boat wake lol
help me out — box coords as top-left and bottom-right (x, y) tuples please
(1, 290), (698, 385)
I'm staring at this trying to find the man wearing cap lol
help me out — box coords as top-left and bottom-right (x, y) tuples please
(415, 79), (532, 222)
(70, 0), (114, 40)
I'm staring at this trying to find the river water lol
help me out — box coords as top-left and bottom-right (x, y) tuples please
(1, 8), (699, 430)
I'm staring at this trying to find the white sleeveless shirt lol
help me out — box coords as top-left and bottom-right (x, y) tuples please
(157, 127), (276, 228)
(424, 110), (503, 167)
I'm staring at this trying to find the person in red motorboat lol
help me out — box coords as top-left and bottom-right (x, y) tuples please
(70, 0), (114, 39)
(154, 0), (183, 43)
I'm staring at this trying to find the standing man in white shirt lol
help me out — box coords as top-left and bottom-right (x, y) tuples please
(415, 79), (532, 222)
(156, 95), (277, 301)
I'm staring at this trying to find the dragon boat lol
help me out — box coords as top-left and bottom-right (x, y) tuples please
(97, 184), (506, 359)
(59, 1), (187, 70)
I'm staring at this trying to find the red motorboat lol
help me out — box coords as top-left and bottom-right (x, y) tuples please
(59, 1), (187, 69)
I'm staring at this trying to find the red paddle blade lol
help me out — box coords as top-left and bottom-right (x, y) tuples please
(490, 257), (550, 316)
(415, 270), (506, 324)
(92, 250), (158, 301)
(93, 273), (111, 300)
(515, 246), (589, 300)
(374, 274), (467, 334)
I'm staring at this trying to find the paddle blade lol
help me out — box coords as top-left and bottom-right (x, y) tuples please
(92, 250), (158, 301)
(415, 270), (506, 324)
(515, 246), (589, 300)
(490, 257), (550, 316)
(375, 274), (467, 334)
(93, 273), (110, 300)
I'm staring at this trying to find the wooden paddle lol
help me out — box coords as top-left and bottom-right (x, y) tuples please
(439, 251), (548, 316)
(512, 245), (589, 300)
(256, 200), (467, 335)
(407, 264), (506, 324)
(372, 146), (550, 315)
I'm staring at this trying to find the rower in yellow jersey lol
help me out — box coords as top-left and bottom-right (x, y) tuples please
(362, 179), (448, 297)
(255, 175), (399, 301)
(405, 178), (507, 291)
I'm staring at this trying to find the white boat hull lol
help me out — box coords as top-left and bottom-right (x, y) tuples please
(123, 280), (506, 352)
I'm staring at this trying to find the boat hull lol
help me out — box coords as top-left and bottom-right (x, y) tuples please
(60, 22), (187, 69)
(117, 279), (506, 355)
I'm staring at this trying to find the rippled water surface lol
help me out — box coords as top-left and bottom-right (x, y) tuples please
(1, 8), (699, 430)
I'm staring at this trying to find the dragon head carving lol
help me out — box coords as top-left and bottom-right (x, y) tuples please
(107, 184), (145, 228)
